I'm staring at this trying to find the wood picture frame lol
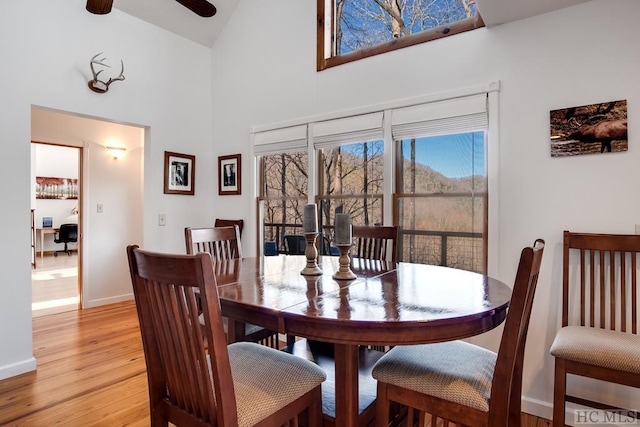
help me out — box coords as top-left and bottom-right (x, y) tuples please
(164, 151), (195, 195)
(218, 154), (241, 196)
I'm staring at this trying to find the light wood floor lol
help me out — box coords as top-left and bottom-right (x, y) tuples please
(32, 252), (79, 318)
(0, 300), (552, 426)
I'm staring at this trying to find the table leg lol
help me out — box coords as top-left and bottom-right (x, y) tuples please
(40, 229), (44, 259)
(334, 343), (359, 427)
(226, 318), (247, 344)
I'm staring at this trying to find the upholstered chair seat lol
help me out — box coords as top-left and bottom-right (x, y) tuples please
(227, 342), (327, 426)
(551, 326), (640, 374)
(372, 341), (497, 412)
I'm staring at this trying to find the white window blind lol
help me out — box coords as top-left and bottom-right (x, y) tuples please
(391, 94), (487, 140)
(253, 124), (308, 155)
(313, 112), (384, 149)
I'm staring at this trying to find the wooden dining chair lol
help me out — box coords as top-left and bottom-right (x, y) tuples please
(127, 245), (326, 427)
(185, 225), (281, 349)
(352, 225), (399, 264)
(550, 231), (640, 426)
(214, 218), (244, 237)
(372, 239), (545, 427)
(186, 225), (242, 261)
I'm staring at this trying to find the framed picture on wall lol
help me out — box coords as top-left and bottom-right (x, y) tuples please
(218, 154), (241, 196)
(550, 99), (628, 157)
(164, 151), (195, 195)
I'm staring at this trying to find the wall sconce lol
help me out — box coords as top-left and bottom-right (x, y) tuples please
(106, 146), (127, 159)
(86, 0), (113, 14)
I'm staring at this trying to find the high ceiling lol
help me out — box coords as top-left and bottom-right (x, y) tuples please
(114, 0), (590, 48)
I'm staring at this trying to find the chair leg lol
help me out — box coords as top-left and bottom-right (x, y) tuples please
(307, 388), (323, 427)
(376, 383), (390, 427)
(552, 358), (567, 427)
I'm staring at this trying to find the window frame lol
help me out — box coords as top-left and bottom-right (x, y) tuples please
(317, 0), (485, 71)
(252, 83), (499, 275)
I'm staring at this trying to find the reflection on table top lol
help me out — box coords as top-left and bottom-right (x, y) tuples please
(214, 255), (511, 346)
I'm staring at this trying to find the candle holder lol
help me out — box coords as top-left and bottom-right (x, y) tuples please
(333, 243), (357, 280)
(300, 232), (323, 276)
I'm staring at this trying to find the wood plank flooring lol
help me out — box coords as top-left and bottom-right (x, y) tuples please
(31, 252), (79, 318)
(0, 300), (552, 426)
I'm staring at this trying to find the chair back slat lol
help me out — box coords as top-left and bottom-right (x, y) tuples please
(352, 225), (399, 264)
(127, 245), (239, 425)
(185, 225), (242, 260)
(563, 231), (640, 334)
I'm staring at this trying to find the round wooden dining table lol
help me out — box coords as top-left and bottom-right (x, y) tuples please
(213, 255), (512, 427)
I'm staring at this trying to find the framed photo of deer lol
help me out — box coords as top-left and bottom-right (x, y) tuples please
(550, 99), (628, 157)
(164, 151), (195, 195)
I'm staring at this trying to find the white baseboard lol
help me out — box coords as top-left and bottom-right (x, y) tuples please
(82, 293), (134, 309)
(523, 395), (554, 421)
(524, 395), (606, 426)
(0, 356), (37, 381)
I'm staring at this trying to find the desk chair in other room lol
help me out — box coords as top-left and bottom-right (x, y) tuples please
(550, 231), (640, 426)
(54, 223), (78, 256)
(185, 225), (281, 349)
(127, 245), (325, 427)
(372, 239), (545, 427)
(352, 225), (399, 264)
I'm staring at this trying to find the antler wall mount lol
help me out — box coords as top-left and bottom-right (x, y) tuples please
(88, 53), (125, 93)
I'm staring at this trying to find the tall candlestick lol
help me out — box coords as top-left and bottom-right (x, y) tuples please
(303, 203), (318, 233)
(334, 213), (352, 245)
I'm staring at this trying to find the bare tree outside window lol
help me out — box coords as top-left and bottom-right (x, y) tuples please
(260, 152), (308, 253)
(319, 0), (483, 70)
(318, 141), (384, 245)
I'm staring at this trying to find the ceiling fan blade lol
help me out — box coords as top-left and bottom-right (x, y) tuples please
(175, 0), (216, 17)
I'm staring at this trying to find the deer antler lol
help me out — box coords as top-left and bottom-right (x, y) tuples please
(106, 60), (125, 86)
(88, 53), (125, 93)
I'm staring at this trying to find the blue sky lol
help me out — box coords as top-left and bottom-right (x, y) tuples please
(403, 132), (485, 179)
(341, 131), (485, 179)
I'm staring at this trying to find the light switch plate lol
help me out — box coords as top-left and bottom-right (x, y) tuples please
(158, 214), (166, 226)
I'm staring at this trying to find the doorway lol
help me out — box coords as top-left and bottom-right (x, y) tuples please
(31, 143), (81, 317)
(30, 105), (145, 317)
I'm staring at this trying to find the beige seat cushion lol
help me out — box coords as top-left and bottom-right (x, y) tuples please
(371, 341), (496, 412)
(227, 342), (326, 426)
(550, 326), (640, 374)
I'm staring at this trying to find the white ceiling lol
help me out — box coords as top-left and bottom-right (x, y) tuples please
(114, 0), (590, 48)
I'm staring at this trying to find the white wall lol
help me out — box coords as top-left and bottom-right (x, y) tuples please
(210, 0), (640, 419)
(0, 0), (215, 379)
